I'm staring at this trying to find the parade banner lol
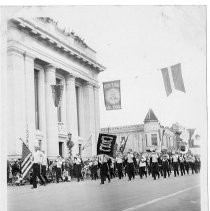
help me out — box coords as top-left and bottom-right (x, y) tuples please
(97, 133), (117, 157)
(160, 63), (186, 96)
(103, 80), (121, 110)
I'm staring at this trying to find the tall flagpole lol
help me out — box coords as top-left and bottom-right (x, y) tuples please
(23, 52), (29, 146)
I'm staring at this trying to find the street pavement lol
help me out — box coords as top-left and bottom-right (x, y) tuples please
(7, 174), (200, 211)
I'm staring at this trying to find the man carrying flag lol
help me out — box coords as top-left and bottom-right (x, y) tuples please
(31, 146), (46, 189)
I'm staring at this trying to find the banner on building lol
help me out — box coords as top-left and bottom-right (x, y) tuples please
(160, 63), (186, 97)
(103, 80), (121, 110)
(51, 85), (64, 107)
(97, 133), (117, 157)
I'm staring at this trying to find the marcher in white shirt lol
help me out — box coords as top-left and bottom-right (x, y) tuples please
(125, 150), (135, 181)
(74, 154), (82, 182)
(139, 154), (147, 179)
(150, 151), (160, 180)
(172, 153), (180, 177)
(116, 153), (124, 179)
(31, 146), (45, 189)
(56, 155), (63, 183)
(41, 151), (49, 183)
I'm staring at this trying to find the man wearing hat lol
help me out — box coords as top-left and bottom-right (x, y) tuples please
(31, 146), (45, 189)
(56, 155), (63, 183)
(172, 152), (180, 177)
(125, 149), (135, 181)
(116, 153), (124, 179)
(41, 150), (49, 183)
(92, 156), (99, 180)
(98, 154), (110, 184)
(74, 154), (82, 182)
(150, 150), (160, 180)
(161, 152), (170, 178)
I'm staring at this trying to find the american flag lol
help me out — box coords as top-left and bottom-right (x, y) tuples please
(21, 142), (33, 179)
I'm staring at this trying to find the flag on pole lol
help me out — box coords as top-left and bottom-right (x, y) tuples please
(161, 63), (186, 96)
(103, 80), (121, 110)
(187, 128), (196, 147)
(21, 141), (33, 179)
(82, 134), (92, 151)
(119, 135), (128, 153)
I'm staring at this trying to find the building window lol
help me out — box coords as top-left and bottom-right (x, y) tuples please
(78, 144), (82, 155)
(76, 86), (80, 136)
(56, 78), (62, 122)
(59, 142), (63, 157)
(151, 134), (158, 146)
(34, 70), (40, 129)
(38, 140), (42, 150)
(145, 134), (148, 146)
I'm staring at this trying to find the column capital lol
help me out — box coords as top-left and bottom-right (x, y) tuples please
(84, 81), (94, 87)
(93, 84), (100, 89)
(23, 51), (36, 61)
(66, 73), (76, 80)
(45, 64), (56, 84)
(45, 64), (56, 73)
(66, 74), (76, 85)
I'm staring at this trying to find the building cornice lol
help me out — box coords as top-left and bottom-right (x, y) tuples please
(10, 18), (106, 73)
(7, 41), (100, 87)
(101, 124), (144, 133)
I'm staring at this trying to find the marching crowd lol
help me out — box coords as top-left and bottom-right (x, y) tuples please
(7, 147), (200, 188)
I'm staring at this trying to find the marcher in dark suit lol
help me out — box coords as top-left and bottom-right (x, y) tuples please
(184, 155), (190, 175)
(179, 154), (186, 176)
(92, 156), (99, 180)
(161, 153), (170, 178)
(98, 154), (110, 184)
(74, 154), (82, 182)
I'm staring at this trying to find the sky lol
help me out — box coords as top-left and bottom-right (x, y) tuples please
(8, 6), (207, 140)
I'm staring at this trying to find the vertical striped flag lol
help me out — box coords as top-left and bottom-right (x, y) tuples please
(119, 135), (128, 153)
(161, 63), (186, 96)
(21, 141), (33, 179)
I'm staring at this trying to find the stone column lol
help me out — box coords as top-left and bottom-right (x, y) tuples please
(83, 82), (95, 158)
(93, 85), (100, 156)
(7, 50), (26, 157)
(45, 64), (58, 159)
(38, 68), (47, 152)
(66, 74), (78, 156)
(23, 52), (36, 151)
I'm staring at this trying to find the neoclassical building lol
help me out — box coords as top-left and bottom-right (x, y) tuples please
(101, 109), (176, 153)
(7, 17), (105, 160)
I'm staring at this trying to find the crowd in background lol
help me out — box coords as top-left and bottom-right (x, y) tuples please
(7, 149), (201, 186)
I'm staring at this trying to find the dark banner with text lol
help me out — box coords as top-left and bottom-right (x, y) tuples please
(103, 80), (121, 110)
(97, 133), (117, 157)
